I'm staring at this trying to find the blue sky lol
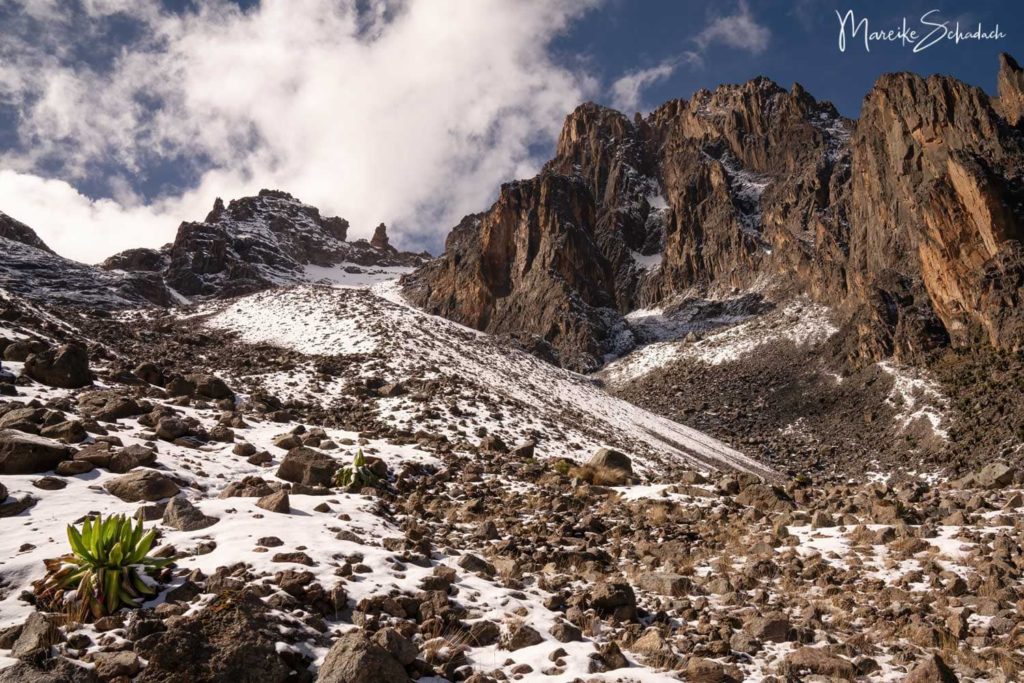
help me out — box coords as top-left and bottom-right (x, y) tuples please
(561, 0), (1022, 117)
(0, 0), (1019, 262)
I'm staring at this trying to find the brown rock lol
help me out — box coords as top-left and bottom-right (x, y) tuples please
(256, 490), (290, 514)
(106, 470), (179, 502)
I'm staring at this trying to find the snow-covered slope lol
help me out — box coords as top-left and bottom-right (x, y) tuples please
(600, 297), (837, 387)
(202, 282), (774, 479)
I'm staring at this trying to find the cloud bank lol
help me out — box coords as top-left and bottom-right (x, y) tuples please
(0, 0), (599, 262)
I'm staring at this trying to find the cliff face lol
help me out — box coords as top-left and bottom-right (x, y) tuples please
(403, 174), (624, 368)
(404, 54), (1024, 371)
(849, 72), (1024, 357)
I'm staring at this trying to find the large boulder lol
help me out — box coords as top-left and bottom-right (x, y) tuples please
(0, 430), (71, 474)
(318, 630), (409, 683)
(105, 470), (180, 502)
(77, 391), (144, 422)
(589, 447), (633, 474)
(109, 445), (157, 473)
(976, 462), (1015, 489)
(275, 447), (337, 487)
(735, 483), (795, 513)
(185, 374), (234, 400)
(135, 591), (294, 683)
(24, 344), (91, 388)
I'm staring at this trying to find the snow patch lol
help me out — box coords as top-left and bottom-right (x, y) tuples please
(878, 362), (949, 439)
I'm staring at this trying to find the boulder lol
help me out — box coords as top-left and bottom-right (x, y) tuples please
(0, 430), (71, 474)
(255, 490), (290, 514)
(10, 612), (62, 660)
(105, 470), (180, 502)
(588, 447), (632, 474)
(109, 445), (157, 473)
(186, 374), (234, 400)
(24, 344), (91, 388)
(735, 483), (795, 513)
(163, 496), (218, 531)
(904, 654), (959, 683)
(635, 572), (692, 597)
(135, 591), (293, 683)
(3, 339), (48, 362)
(0, 658), (97, 682)
(783, 647), (855, 680)
(318, 630), (409, 683)
(275, 447), (337, 487)
(155, 417), (190, 442)
(976, 462), (1015, 489)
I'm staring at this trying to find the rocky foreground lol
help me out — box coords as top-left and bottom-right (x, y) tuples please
(0, 281), (1022, 682)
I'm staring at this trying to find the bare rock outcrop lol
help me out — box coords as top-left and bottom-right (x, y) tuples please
(405, 54), (1024, 368)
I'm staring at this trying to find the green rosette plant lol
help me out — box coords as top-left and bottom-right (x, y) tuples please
(33, 513), (170, 621)
(332, 448), (380, 489)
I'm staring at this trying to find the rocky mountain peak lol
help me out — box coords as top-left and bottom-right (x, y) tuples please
(3, 190), (427, 309)
(405, 53), (1024, 371)
(143, 190), (423, 298)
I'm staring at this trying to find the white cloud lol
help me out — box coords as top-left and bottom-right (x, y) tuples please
(0, 0), (600, 263)
(0, 170), (210, 260)
(609, 52), (702, 113)
(606, 1), (769, 115)
(695, 1), (771, 54)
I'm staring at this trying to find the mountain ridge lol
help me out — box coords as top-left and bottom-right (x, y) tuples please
(0, 189), (429, 308)
(402, 53), (1024, 373)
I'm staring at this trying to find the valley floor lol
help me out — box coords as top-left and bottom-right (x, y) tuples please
(0, 281), (1021, 682)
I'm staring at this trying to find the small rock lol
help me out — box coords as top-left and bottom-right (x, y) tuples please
(256, 490), (290, 514)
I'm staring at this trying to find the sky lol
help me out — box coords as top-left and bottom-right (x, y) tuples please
(0, 0), (1020, 263)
